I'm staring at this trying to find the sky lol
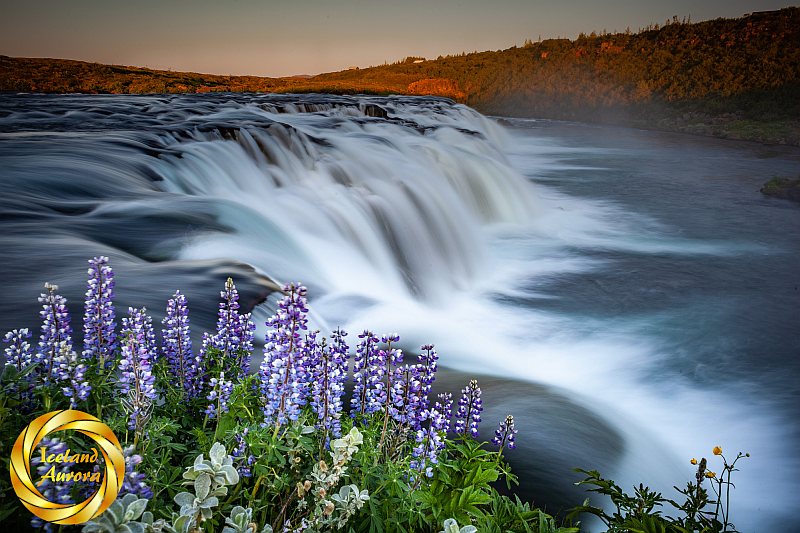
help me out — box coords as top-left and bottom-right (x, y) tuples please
(0, 0), (795, 77)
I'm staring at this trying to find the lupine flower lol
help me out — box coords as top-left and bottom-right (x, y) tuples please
(205, 372), (234, 419)
(410, 405), (448, 479)
(4, 328), (33, 372)
(433, 393), (453, 433)
(389, 364), (425, 429)
(162, 290), (200, 398)
(82, 256), (117, 368)
(30, 438), (73, 532)
(377, 333), (402, 411)
(3, 328), (35, 403)
(36, 283), (72, 385)
(454, 379), (483, 438)
(56, 348), (91, 408)
(418, 344), (439, 399)
(119, 307), (157, 432)
(350, 330), (384, 417)
(310, 328), (349, 438)
(119, 445), (153, 499)
(260, 283), (311, 426)
(231, 429), (256, 478)
(203, 278), (255, 379)
(491, 415), (517, 451)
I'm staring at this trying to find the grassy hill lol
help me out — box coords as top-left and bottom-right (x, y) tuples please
(2, 7), (799, 144)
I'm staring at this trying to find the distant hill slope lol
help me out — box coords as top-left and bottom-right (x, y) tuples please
(2, 7), (799, 144)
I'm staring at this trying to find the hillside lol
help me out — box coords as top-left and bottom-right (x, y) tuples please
(2, 7), (799, 144)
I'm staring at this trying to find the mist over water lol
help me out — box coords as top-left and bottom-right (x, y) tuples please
(1, 94), (798, 531)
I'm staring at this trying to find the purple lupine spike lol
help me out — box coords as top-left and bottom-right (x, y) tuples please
(119, 445), (154, 498)
(231, 428), (256, 478)
(120, 307), (157, 432)
(350, 330), (384, 417)
(418, 344), (438, 411)
(389, 364), (425, 429)
(36, 283), (72, 385)
(376, 334), (402, 411)
(410, 403), (449, 480)
(203, 278), (254, 379)
(83, 256), (117, 368)
(259, 282), (311, 426)
(310, 328), (349, 438)
(56, 349), (91, 408)
(205, 371), (234, 419)
(491, 415), (517, 451)
(162, 290), (199, 397)
(454, 379), (483, 438)
(4, 328), (33, 372)
(434, 393), (453, 433)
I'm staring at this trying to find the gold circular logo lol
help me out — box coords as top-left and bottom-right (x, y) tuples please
(9, 410), (125, 524)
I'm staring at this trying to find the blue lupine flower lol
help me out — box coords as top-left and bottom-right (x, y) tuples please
(259, 283), (310, 426)
(454, 379), (483, 438)
(36, 283), (72, 385)
(350, 330), (383, 417)
(120, 445), (154, 499)
(389, 364), (425, 429)
(491, 415), (517, 451)
(231, 429), (256, 478)
(203, 278), (255, 379)
(119, 307), (157, 432)
(3, 328), (33, 372)
(162, 290), (199, 398)
(310, 328), (349, 438)
(205, 371), (234, 419)
(82, 256), (117, 368)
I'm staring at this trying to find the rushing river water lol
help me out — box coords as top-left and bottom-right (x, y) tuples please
(1, 94), (798, 531)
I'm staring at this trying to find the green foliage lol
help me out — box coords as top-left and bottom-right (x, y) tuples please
(568, 448), (749, 533)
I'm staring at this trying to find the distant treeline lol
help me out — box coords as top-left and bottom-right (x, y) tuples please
(2, 7), (799, 144)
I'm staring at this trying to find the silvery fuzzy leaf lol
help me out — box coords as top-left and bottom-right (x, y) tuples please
(210, 485), (229, 497)
(122, 523), (145, 533)
(460, 527), (477, 533)
(174, 491), (195, 509)
(173, 514), (193, 533)
(123, 498), (149, 521)
(200, 506), (213, 519)
(80, 524), (104, 533)
(121, 493), (138, 508)
(199, 496), (219, 509)
(209, 442), (226, 466)
(194, 472), (211, 500)
(219, 464), (240, 485)
(301, 425), (315, 434)
(442, 519), (459, 533)
(261, 525), (273, 533)
(104, 501), (124, 526)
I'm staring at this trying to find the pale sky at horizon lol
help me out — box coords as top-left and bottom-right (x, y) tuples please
(0, 0), (795, 77)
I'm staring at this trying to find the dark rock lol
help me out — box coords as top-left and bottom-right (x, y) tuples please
(761, 177), (800, 202)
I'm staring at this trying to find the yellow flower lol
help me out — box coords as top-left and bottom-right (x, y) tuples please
(705, 471), (716, 478)
(690, 458), (698, 465)
(713, 446), (723, 456)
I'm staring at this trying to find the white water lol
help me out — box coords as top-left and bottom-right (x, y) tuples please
(150, 99), (794, 530)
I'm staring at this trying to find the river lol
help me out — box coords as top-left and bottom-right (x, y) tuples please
(1, 94), (798, 531)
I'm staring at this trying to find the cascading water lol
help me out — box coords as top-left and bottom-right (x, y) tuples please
(1, 93), (798, 531)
